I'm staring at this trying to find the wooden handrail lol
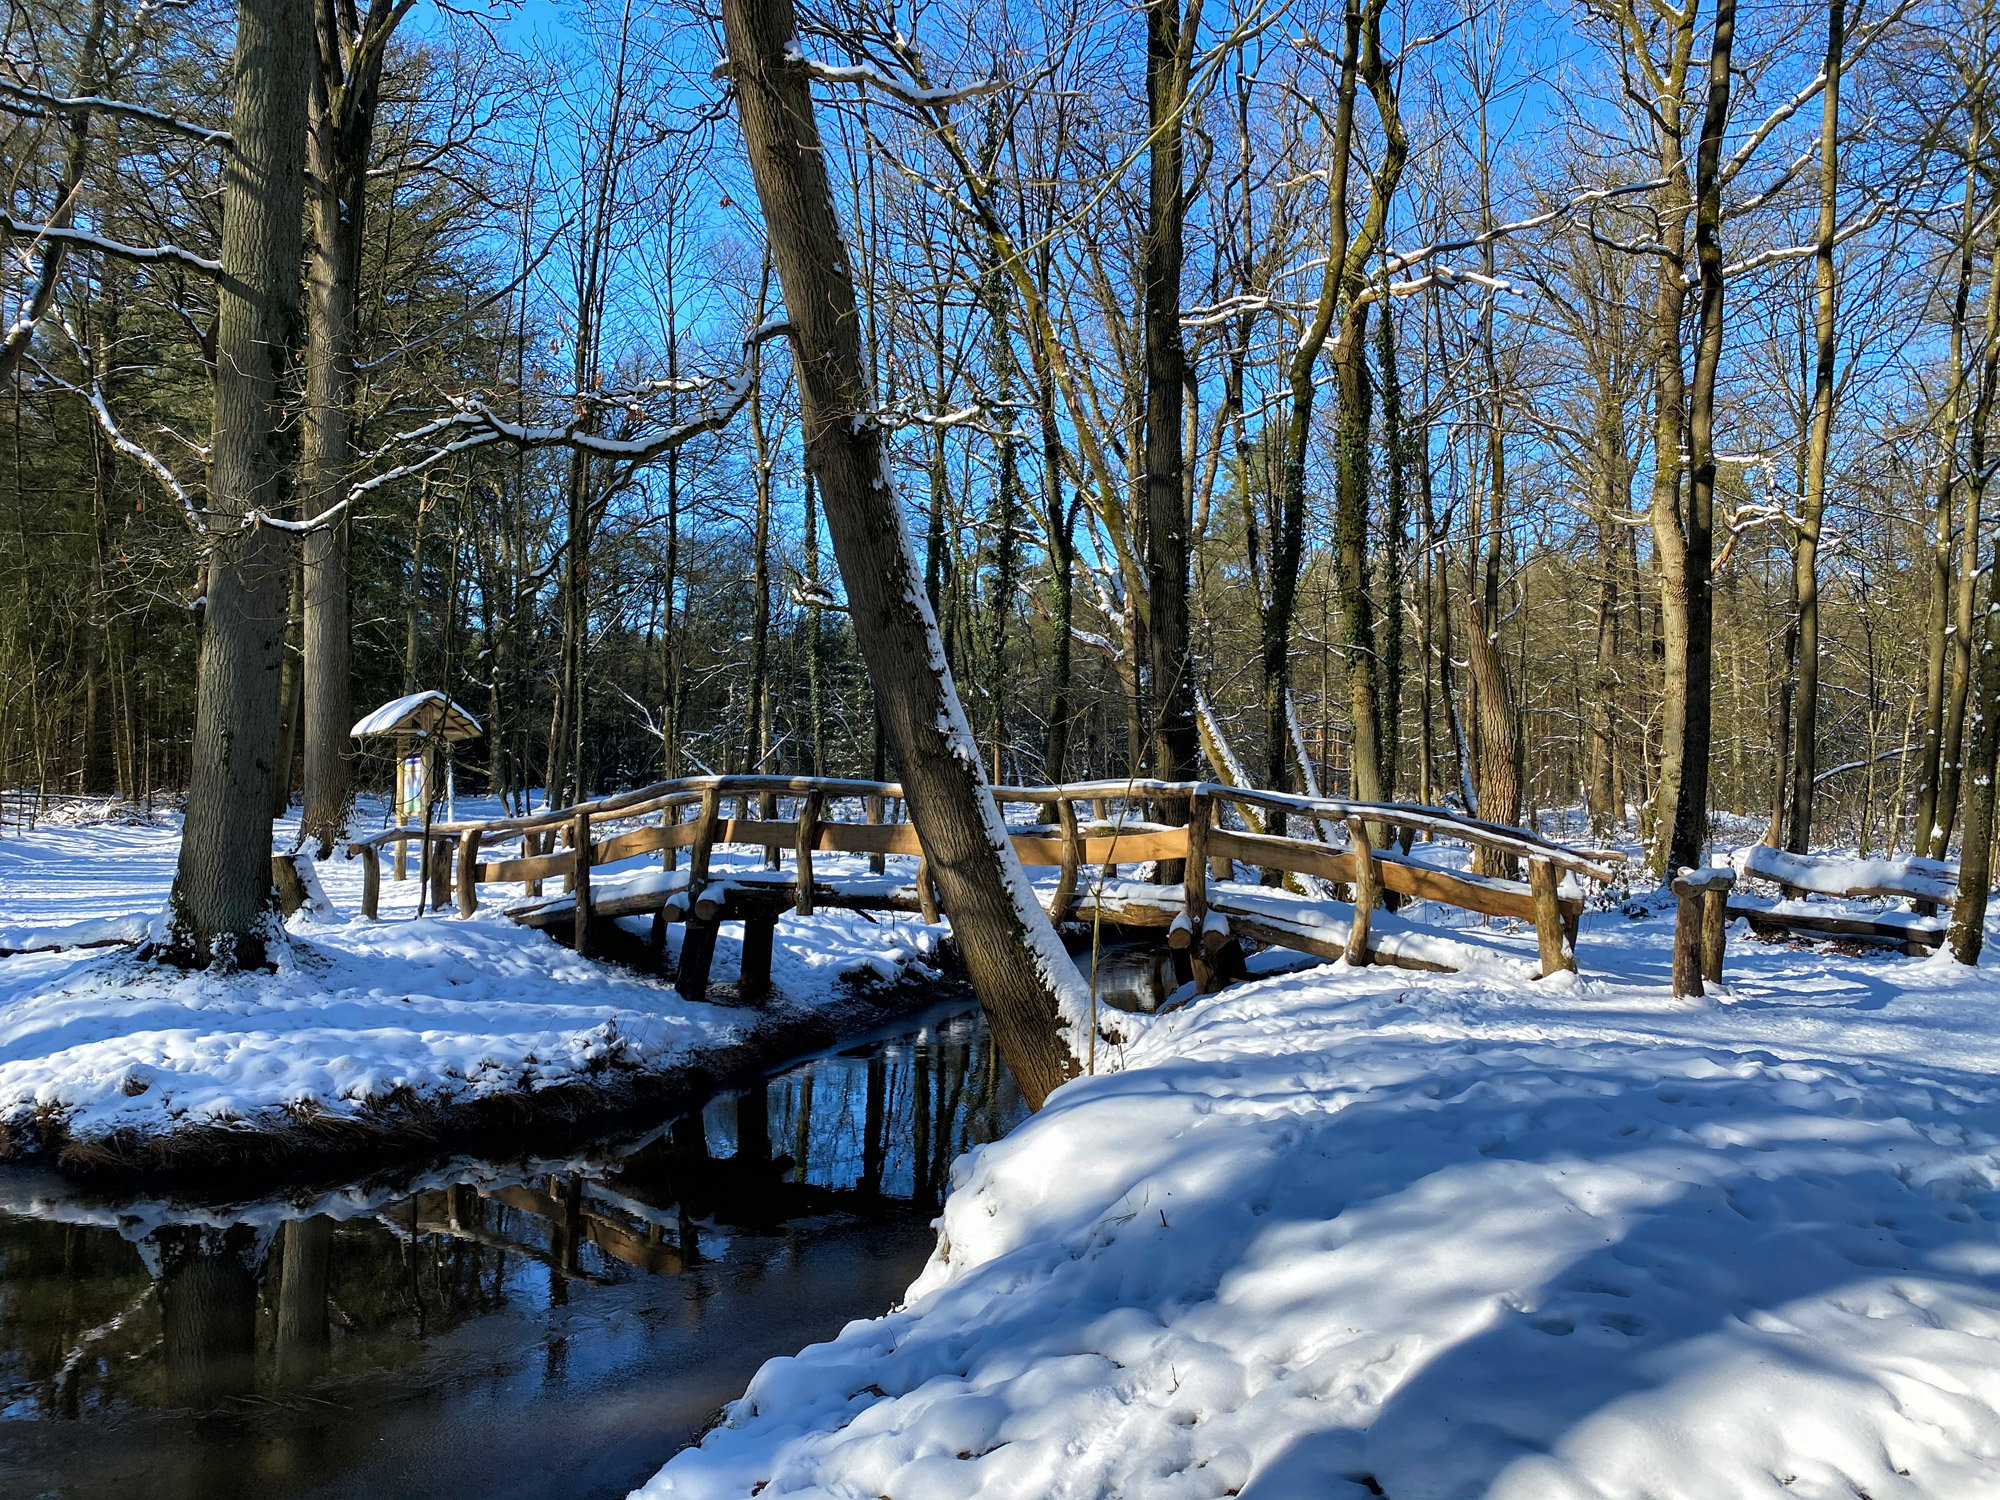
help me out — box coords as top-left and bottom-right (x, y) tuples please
(364, 771), (1619, 977)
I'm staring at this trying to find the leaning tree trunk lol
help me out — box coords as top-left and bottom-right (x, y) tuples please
(722, 0), (1089, 1108)
(1784, 0), (1845, 854)
(165, 0), (312, 969)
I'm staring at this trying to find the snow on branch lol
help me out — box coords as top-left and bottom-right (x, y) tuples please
(38, 316), (202, 531)
(1354, 264), (1527, 307)
(1716, 203), (1885, 283)
(0, 210), (221, 275)
(1375, 178), (1669, 281)
(1716, 0), (1913, 192)
(875, 400), (986, 430)
(780, 45), (1008, 107)
(0, 79), (231, 146)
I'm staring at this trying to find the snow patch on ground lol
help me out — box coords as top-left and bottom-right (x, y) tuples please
(0, 801), (949, 1153)
(643, 905), (2000, 1500)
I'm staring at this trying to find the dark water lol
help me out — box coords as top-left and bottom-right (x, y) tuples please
(1086, 943), (1180, 1013)
(0, 999), (1025, 1500)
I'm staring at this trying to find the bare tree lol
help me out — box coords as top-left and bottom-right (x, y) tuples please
(721, 0), (1092, 1107)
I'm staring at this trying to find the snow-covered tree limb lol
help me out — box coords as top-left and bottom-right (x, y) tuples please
(0, 78), (232, 146)
(1, 210), (222, 275)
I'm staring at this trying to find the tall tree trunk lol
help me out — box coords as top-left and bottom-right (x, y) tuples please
(164, 0), (311, 969)
(803, 468), (825, 775)
(747, 276), (775, 780)
(300, 0), (400, 857)
(1143, 0), (1202, 797)
(1636, 4), (1698, 875)
(1268, 0), (1405, 828)
(1333, 305), (1385, 804)
(1945, 140), (2000, 958)
(1784, 0), (1845, 853)
(1587, 411), (1624, 836)
(722, 0), (1090, 1107)
(1666, 0), (1736, 873)
(271, 559), (302, 820)
(1037, 358), (1076, 779)
(1464, 77), (1520, 870)
(1376, 298), (1407, 802)
(1918, 119), (1986, 856)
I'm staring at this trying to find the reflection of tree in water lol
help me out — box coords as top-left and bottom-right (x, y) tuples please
(0, 1214), (154, 1415)
(749, 1008), (1025, 1204)
(0, 1006), (1025, 1432)
(156, 1224), (262, 1408)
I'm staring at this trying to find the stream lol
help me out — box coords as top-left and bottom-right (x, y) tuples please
(0, 996), (1033, 1500)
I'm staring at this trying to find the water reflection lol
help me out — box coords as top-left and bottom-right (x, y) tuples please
(1085, 943), (1181, 1013)
(0, 999), (1023, 1500)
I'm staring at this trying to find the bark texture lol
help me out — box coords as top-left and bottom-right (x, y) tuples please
(1666, 0), (1736, 872)
(165, 0), (312, 968)
(1143, 0), (1201, 794)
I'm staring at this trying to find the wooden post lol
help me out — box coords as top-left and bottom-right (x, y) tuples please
(677, 787), (724, 1002)
(457, 830), (481, 918)
(916, 854), (941, 924)
(662, 806), (678, 871)
(1670, 868), (1732, 996)
(572, 809), (593, 958)
(393, 741), (409, 881)
(1187, 794), (1219, 992)
(1344, 816), (1376, 966)
(794, 788), (823, 914)
(1529, 857), (1575, 976)
(761, 788), (779, 868)
(1051, 799), (1081, 923)
(689, 786), (721, 897)
(865, 792), (886, 874)
(359, 844), (380, 920)
(1701, 887), (1728, 982)
(677, 921), (719, 1000)
(1671, 875), (1704, 999)
(1093, 797), (1118, 878)
(740, 909), (777, 1003)
(429, 836), (453, 914)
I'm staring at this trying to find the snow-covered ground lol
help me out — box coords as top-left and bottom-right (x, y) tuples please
(0, 799), (948, 1159)
(644, 904), (2000, 1500)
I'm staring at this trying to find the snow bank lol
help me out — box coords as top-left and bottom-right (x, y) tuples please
(1735, 843), (1958, 902)
(0, 805), (949, 1159)
(644, 910), (2000, 1500)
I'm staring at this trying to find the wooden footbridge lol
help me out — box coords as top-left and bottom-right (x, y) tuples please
(347, 775), (1627, 1001)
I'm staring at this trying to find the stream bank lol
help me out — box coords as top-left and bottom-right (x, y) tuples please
(0, 997), (1026, 1500)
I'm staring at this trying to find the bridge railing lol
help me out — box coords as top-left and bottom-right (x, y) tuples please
(346, 774), (1624, 981)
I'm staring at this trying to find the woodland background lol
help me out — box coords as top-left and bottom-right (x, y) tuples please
(0, 0), (1966, 876)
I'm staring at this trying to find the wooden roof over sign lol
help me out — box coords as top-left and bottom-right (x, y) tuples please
(350, 691), (483, 743)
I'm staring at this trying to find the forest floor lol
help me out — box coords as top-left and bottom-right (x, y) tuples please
(644, 879), (2000, 1500)
(0, 797), (952, 1176)
(10, 801), (2000, 1498)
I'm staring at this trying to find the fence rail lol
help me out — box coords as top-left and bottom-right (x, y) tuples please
(346, 774), (1627, 993)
